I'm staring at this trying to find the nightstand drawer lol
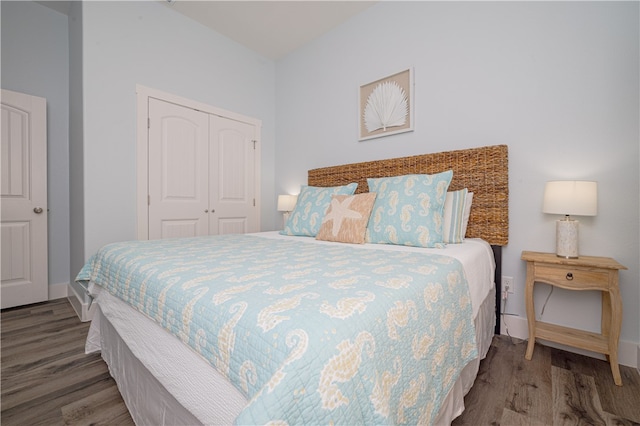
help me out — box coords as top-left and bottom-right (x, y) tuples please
(534, 264), (609, 289)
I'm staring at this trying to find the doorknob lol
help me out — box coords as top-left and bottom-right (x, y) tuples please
(33, 207), (43, 214)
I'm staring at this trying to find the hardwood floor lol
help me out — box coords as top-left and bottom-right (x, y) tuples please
(2, 299), (639, 425)
(1, 299), (133, 426)
(453, 335), (640, 425)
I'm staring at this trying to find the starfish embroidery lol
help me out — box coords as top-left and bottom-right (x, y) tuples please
(323, 197), (362, 236)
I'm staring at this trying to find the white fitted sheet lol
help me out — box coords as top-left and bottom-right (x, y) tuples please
(86, 234), (496, 425)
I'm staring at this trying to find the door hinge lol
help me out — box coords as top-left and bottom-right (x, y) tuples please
(148, 195), (150, 206)
(252, 140), (257, 150)
(253, 198), (256, 207)
(147, 118), (151, 129)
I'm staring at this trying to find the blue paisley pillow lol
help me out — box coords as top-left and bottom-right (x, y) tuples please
(365, 171), (453, 247)
(281, 183), (358, 237)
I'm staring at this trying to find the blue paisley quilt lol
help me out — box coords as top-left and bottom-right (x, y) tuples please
(77, 234), (478, 425)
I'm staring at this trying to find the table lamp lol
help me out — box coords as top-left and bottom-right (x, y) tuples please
(277, 194), (298, 226)
(542, 181), (597, 258)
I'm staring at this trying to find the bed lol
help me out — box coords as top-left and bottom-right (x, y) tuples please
(80, 144), (508, 425)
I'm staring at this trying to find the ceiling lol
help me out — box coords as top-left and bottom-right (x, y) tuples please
(36, 1), (376, 60)
(165, 1), (376, 59)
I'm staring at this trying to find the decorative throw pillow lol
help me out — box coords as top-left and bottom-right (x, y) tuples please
(281, 183), (358, 237)
(365, 171), (453, 247)
(316, 193), (377, 244)
(460, 192), (473, 239)
(443, 189), (474, 244)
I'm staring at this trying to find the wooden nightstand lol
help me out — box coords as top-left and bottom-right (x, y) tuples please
(521, 251), (627, 386)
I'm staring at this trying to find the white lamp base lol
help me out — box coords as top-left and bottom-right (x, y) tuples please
(282, 212), (291, 228)
(556, 218), (579, 258)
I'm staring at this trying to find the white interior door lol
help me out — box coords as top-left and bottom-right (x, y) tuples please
(1, 89), (48, 309)
(148, 98), (209, 239)
(209, 116), (259, 235)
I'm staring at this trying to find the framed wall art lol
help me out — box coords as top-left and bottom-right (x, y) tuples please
(359, 68), (414, 141)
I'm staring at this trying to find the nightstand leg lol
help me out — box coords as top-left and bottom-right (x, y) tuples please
(608, 283), (623, 386)
(525, 263), (536, 360)
(525, 338), (535, 360)
(610, 354), (622, 386)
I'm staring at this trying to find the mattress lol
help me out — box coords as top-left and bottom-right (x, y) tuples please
(86, 232), (496, 425)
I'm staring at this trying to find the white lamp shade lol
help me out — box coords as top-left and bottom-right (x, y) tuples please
(542, 181), (597, 216)
(277, 194), (298, 212)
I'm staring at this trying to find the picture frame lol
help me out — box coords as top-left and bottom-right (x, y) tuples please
(358, 68), (414, 141)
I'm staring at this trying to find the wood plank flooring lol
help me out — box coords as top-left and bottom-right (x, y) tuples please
(1, 299), (133, 426)
(452, 335), (640, 425)
(2, 299), (639, 425)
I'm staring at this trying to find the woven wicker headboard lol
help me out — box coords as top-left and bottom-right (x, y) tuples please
(308, 144), (509, 246)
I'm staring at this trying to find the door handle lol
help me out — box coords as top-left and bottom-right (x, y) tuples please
(33, 207), (43, 214)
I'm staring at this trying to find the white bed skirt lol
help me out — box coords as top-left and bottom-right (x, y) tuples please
(87, 287), (495, 425)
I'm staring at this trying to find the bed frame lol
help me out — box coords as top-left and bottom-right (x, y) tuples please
(308, 144), (509, 333)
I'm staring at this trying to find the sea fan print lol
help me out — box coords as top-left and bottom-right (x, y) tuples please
(364, 81), (408, 133)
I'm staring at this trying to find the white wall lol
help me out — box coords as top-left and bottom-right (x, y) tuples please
(275, 2), (640, 353)
(1, 1), (71, 293)
(79, 1), (277, 259)
(68, 0), (85, 297)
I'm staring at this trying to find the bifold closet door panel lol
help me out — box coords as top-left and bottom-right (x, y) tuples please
(209, 115), (259, 235)
(148, 99), (209, 240)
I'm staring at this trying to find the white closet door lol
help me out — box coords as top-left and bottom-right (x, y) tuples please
(148, 99), (209, 239)
(1, 89), (48, 308)
(209, 116), (258, 235)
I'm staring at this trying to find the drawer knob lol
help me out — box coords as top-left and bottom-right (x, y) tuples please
(566, 272), (574, 280)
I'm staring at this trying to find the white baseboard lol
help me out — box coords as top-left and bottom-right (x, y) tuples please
(501, 314), (638, 369)
(48, 282), (69, 300)
(67, 283), (96, 322)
